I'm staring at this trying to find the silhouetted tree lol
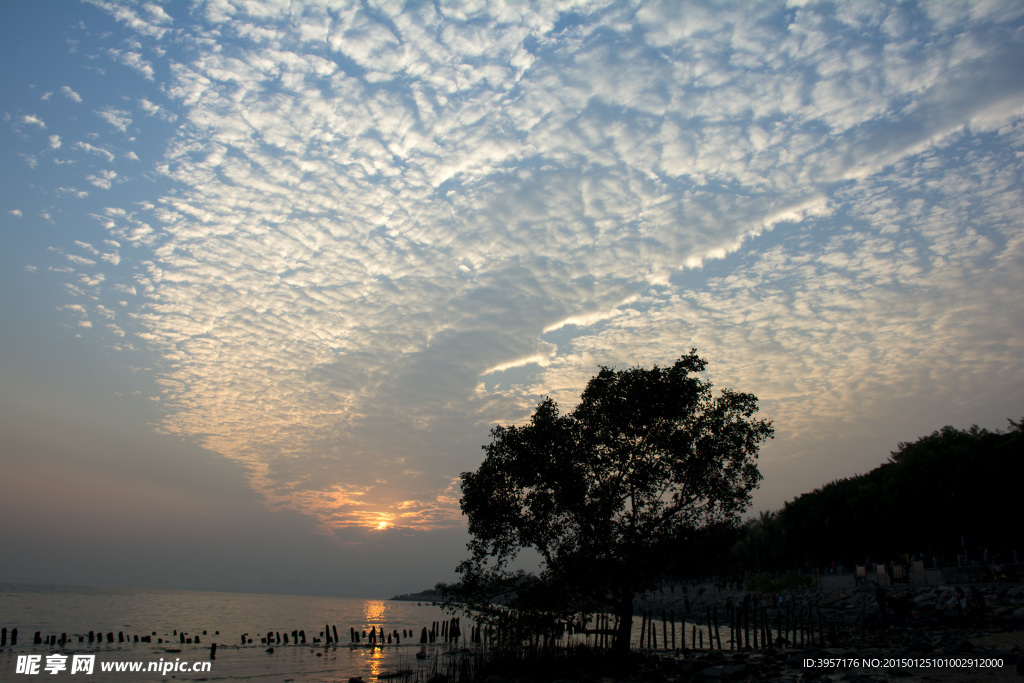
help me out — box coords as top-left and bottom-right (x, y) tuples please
(452, 351), (773, 654)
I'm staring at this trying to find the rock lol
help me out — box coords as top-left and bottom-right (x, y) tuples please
(953, 639), (974, 652)
(675, 660), (703, 676)
(699, 663), (748, 680)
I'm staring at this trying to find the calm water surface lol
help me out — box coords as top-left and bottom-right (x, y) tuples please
(0, 583), (470, 681)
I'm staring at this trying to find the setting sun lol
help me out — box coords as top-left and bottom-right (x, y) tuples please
(376, 522), (388, 531)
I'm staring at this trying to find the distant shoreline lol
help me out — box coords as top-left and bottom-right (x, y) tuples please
(390, 589), (442, 602)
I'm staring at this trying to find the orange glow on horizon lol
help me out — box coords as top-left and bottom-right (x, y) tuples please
(277, 481), (465, 533)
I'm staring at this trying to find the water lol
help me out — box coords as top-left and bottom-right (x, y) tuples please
(0, 583), (470, 681)
(0, 583), (787, 680)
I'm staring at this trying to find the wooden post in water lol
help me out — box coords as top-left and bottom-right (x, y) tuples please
(752, 606), (758, 650)
(817, 603), (823, 648)
(713, 607), (721, 651)
(807, 605), (813, 647)
(799, 606), (804, 647)
(210, 643), (217, 659)
(743, 602), (749, 649)
(804, 605), (810, 647)
(670, 610), (676, 651)
(638, 612), (646, 651)
(691, 624), (696, 650)
(792, 604), (797, 646)
(662, 611), (667, 651)
(737, 605), (743, 650)
(728, 605), (735, 650)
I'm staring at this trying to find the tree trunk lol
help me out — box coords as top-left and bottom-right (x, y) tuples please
(612, 598), (634, 656)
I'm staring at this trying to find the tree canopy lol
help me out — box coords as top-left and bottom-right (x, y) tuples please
(451, 351), (773, 652)
(739, 419), (1024, 572)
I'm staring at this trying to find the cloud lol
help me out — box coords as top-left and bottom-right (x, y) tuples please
(139, 98), (176, 121)
(97, 107), (132, 133)
(58, 0), (1024, 531)
(22, 114), (45, 128)
(73, 141), (116, 162)
(61, 86), (83, 103)
(107, 48), (155, 79)
(87, 169), (117, 189)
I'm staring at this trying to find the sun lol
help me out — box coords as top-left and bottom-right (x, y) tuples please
(376, 521), (388, 531)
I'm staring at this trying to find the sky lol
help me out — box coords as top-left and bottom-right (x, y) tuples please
(2, 0), (1023, 597)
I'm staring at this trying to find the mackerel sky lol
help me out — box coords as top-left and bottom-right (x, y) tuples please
(2, 0), (1023, 593)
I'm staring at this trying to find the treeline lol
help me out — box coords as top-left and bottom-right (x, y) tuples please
(732, 419), (1024, 573)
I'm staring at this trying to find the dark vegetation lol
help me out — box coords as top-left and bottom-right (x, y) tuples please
(734, 419), (1024, 575)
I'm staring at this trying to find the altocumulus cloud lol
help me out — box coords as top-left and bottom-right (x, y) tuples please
(40, 0), (1024, 532)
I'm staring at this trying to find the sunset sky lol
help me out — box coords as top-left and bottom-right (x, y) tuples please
(2, 0), (1022, 596)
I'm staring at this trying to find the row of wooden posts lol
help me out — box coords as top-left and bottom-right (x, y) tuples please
(1, 619), (473, 652)
(627, 601), (835, 652)
(3, 602), (834, 657)
(0, 626), (217, 647)
(320, 617), (468, 646)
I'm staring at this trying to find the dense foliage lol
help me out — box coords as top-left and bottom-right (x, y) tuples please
(449, 351), (773, 653)
(735, 420), (1024, 571)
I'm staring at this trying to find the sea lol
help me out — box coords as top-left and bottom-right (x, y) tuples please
(0, 582), (478, 682)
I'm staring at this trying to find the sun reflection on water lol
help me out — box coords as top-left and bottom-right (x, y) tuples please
(357, 600), (395, 681)
(367, 645), (385, 681)
(363, 599), (388, 624)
